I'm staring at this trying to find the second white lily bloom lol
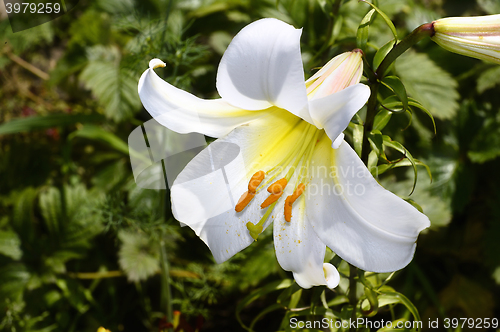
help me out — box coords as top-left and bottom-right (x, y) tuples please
(138, 18), (430, 289)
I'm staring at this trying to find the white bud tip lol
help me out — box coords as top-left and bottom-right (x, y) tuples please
(149, 59), (166, 70)
(323, 263), (340, 289)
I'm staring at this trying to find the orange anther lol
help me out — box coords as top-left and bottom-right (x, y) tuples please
(289, 183), (305, 205)
(260, 192), (284, 209)
(248, 170), (265, 193)
(267, 178), (288, 194)
(284, 196), (293, 222)
(235, 191), (255, 212)
(284, 183), (305, 222)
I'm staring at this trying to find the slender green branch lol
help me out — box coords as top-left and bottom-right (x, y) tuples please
(348, 264), (358, 332)
(160, 172), (173, 330)
(375, 23), (435, 79)
(160, 239), (173, 327)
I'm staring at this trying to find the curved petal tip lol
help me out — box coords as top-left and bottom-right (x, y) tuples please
(149, 58), (166, 69)
(323, 263), (340, 289)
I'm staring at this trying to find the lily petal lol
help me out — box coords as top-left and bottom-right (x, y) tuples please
(274, 193), (339, 289)
(138, 59), (262, 138)
(306, 136), (430, 272)
(217, 18), (312, 123)
(309, 84), (370, 147)
(171, 109), (309, 263)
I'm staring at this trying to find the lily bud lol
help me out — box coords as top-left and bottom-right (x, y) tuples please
(431, 14), (500, 64)
(306, 49), (364, 100)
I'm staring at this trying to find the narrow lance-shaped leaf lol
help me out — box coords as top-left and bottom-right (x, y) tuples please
(360, 0), (398, 42)
(382, 135), (419, 195)
(382, 76), (408, 113)
(377, 158), (432, 182)
(236, 279), (293, 331)
(373, 109), (392, 131)
(0, 114), (104, 136)
(356, 9), (376, 51)
(373, 40), (395, 71)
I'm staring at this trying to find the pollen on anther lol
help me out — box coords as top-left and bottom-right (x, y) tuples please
(248, 170), (265, 193)
(235, 191), (255, 212)
(260, 192), (283, 209)
(268, 178), (287, 194)
(284, 183), (306, 222)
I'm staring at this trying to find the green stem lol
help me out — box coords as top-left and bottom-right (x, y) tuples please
(348, 264), (358, 332)
(361, 22), (434, 164)
(375, 23), (435, 79)
(160, 182), (173, 330)
(160, 239), (173, 328)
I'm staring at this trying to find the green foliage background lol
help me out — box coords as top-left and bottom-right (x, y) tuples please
(0, 0), (499, 331)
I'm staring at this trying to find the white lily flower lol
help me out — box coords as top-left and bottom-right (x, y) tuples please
(138, 18), (430, 289)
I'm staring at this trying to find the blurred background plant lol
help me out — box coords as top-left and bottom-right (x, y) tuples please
(0, 0), (499, 331)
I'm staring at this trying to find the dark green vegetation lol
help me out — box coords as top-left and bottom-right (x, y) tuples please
(1, 0), (499, 331)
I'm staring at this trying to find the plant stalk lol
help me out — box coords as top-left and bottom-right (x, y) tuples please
(375, 23), (435, 79)
(348, 264), (358, 332)
(160, 171), (173, 331)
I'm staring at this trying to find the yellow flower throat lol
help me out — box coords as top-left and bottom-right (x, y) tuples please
(235, 122), (321, 240)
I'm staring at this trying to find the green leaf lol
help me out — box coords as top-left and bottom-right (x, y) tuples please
(378, 291), (422, 329)
(373, 109), (392, 131)
(11, 187), (38, 243)
(69, 125), (130, 155)
(80, 46), (141, 122)
(477, 66), (500, 94)
(377, 158), (432, 182)
(468, 116), (500, 163)
(351, 122), (364, 157)
(477, 0), (500, 14)
(0, 263), (30, 300)
(236, 279), (293, 331)
(0, 231), (22, 260)
(396, 51), (459, 120)
(118, 230), (160, 282)
(360, 1), (398, 42)
(408, 98), (437, 134)
(373, 39), (395, 71)
(39, 187), (62, 238)
(382, 136), (418, 195)
(356, 9), (376, 51)
(0, 114), (104, 136)
(382, 76), (408, 112)
(360, 287), (379, 317)
(404, 198), (424, 213)
(250, 303), (283, 331)
(378, 96), (437, 133)
(367, 130), (384, 157)
(368, 150), (379, 176)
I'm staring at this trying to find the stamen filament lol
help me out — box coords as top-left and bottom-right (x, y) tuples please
(247, 200), (278, 241)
